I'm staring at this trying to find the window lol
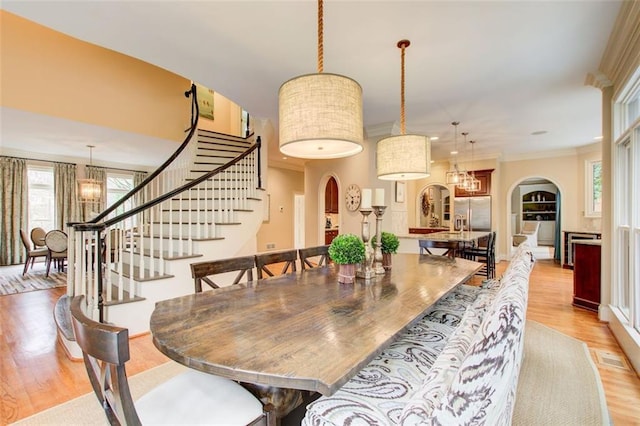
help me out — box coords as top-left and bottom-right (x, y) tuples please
(27, 165), (55, 232)
(585, 160), (602, 217)
(613, 68), (640, 333)
(107, 173), (134, 226)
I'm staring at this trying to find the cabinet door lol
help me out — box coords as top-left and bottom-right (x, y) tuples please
(325, 177), (338, 213)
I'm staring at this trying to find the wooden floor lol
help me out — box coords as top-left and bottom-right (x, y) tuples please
(1, 259), (639, 424)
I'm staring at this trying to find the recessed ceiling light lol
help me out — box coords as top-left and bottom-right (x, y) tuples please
(450, 150), (458, 155)
(282, 156), (288, 160)
(430, 160), (435, 163)
(430, 136), (439, 141)
(531, 130), (548, 136)
(594, 136), (603, 141)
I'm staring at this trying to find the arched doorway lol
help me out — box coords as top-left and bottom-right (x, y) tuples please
(508, 177), (562, 261)
(416, 184), (450, 228)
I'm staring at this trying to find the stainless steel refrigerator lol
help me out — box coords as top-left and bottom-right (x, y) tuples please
(453, 196), (492, 231)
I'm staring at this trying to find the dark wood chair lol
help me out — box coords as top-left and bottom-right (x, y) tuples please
(418, 239), (460, 258)
(20, 229), (49, 275)
(44, 229), (68, 277)
(69, 295), (270, 426)
(190, 255), (255, 293)
(463, 231), (496, 278)
(298, 245), (331, 270)
(255, 250), (298, 279)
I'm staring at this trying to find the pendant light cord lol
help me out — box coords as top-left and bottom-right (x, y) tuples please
(398, 40), (410, 135)
(318, 0), (323, 73)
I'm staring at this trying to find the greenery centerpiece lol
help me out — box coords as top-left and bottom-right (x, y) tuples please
(328, 233), (366, 284)
(371, 231), (399, 270)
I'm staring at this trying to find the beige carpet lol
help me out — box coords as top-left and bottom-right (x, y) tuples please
(0, 264), (67, 296)
(11, 362), (186, 425)
(513, 320), (610, 425)
(12, 322), (609, 425)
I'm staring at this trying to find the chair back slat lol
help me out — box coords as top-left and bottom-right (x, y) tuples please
(418, 239), (460, 258)
(298, 245), (330, 270)
(190, 255), (255, 292)
(70, 295), (141, 426)
(255, 250), (298, 279)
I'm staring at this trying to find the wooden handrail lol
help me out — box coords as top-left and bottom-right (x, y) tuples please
(89, 84), (200, 224)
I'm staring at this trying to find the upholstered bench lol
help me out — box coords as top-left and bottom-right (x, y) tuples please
(302, 244), (535, 425)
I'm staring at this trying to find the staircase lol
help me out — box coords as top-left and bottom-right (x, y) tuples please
(55, 86), (265, 358)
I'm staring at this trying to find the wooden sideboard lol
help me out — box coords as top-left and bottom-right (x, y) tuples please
(572, 240), (601, 312)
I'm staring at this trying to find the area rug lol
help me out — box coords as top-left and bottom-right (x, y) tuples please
(0, 268), (67, 296)
(10, 362), (186, 425)
(513, 320), (610, 425)
(11, 322), (610, 425)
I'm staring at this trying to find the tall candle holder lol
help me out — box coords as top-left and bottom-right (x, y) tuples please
(356, 208), (375, 282)
(372, 205), (387, 274)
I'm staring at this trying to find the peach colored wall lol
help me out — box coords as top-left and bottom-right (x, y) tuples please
(197, 92), (243, 137)
(1, 11), (242, 141)
(256, 167), (304, 251)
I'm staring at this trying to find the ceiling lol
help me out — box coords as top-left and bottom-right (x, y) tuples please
(1, 1), (621, 169)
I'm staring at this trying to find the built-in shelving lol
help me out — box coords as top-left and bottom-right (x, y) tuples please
(522, 190), (556, 221)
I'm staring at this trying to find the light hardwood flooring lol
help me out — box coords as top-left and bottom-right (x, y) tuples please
(1, 259), (639, 424)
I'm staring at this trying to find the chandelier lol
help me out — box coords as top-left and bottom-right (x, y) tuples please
(278, 0), (363, 159)
(465, 139), (481, 193)
(377, 39), (431, 180)
(445, 122), (467, 185)
(78, 145), (102, 203)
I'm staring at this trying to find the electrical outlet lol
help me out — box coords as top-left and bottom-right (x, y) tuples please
(266, 243), (276, 249)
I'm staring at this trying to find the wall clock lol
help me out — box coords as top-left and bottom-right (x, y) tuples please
(345, 184), (361, 211)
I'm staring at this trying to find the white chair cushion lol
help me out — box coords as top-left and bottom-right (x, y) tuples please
(136, 369), (264, 425)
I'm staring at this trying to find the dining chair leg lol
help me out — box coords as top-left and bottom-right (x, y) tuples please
(22, 256), (30, 276)
(45, 255), (52, 277)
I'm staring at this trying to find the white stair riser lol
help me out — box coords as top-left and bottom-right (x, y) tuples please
(165, 198), (251, 211)
(160, 210), (238, 223)
(148, 222), (220, 238)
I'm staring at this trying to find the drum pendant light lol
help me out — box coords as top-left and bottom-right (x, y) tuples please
(377, 40), (431, 180)
(278, 0), (363, 159)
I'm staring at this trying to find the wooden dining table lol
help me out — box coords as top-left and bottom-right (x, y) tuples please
(150, 253), (482, 418)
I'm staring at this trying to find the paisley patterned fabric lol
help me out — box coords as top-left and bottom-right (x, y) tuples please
(419, 284), (480, 327)
(303, 247), (535, 426)
(426, 247), (534, 425)
(399, 304), (484, 424)
(303, 321), (455, 425)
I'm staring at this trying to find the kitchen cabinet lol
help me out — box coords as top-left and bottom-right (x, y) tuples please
(454, 169), (493, 197)
(573, 240), (601, 312)
(325, 229), (339, 244)
(325, 177), (338, 213)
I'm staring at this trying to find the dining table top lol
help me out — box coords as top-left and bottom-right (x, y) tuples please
(150, 253), (482, 396)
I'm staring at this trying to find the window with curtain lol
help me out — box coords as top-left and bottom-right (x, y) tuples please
(27, 165), (55, 232)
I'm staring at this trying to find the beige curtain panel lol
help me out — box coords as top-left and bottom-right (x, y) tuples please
(0, 156), (28, 265)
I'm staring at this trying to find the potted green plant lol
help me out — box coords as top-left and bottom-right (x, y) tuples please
(328, 233), (366, 284)
(371, 231), (400, 270)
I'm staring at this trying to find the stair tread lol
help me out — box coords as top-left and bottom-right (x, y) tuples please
(117, 264), (176, 281)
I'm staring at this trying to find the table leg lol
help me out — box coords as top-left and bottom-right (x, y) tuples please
(240, 382), (305, 421)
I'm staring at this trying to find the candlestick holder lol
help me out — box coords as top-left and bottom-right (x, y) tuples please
(372, 205), (387, 274)
(356, 208), (375, 282)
